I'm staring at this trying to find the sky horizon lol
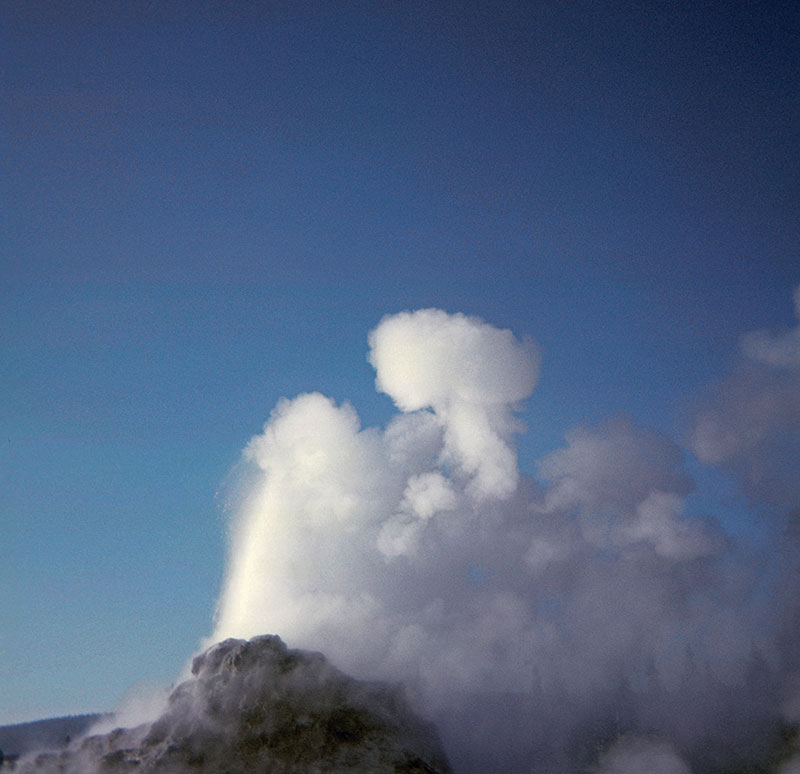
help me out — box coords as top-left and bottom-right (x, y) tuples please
(2, 0), (799, 740)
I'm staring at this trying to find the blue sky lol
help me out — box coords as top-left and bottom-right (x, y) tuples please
(2, 1), (798, 724)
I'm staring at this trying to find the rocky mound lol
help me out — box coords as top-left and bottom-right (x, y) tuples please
(16, 635), (451, 773)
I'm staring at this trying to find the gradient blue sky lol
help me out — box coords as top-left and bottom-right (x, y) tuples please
(2, 1), (798, 724)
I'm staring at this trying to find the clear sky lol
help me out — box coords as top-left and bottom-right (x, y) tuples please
(2, 1), (798, 725)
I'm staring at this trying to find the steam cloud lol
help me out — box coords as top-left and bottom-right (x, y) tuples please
(208, 300), (799, 772)
(693, 286), (800, 512)
(594, 737), (691, 774)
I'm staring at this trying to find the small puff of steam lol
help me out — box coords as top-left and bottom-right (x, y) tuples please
(740, 284), (800, 368)
(367, 309), (539, 411)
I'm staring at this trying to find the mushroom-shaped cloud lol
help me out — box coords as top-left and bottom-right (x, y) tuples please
(368, 309), (540, 499)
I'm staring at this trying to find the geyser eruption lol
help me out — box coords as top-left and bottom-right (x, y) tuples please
(211, 310), (543, 683)
(207, 303), (800, 772)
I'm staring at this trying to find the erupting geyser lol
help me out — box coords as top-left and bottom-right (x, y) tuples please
(12, 300), (800, 773)
(204, 303), (800, 772)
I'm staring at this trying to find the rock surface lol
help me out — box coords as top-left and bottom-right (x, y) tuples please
(15, 635), (451, 773)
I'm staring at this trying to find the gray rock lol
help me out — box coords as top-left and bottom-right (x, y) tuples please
(14, 635), (451, 774)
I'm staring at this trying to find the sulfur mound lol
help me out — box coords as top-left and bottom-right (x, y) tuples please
(17, 635), (451, 773)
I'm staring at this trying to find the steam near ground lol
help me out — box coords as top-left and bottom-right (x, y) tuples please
(203, 297), (800, 772)
(92, 294), (800, 772)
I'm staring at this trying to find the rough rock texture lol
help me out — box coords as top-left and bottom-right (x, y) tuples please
(16, 635), (451, 773)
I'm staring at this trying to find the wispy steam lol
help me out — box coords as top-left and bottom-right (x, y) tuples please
(594, 737), (691, 774)
(207, 302), (798, 772)
(741, 285), (800, 368)
(536, 418), (724, 560)
(692, 284), (800, 510)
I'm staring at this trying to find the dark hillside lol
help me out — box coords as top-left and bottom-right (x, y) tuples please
(0, 715), (106, 760)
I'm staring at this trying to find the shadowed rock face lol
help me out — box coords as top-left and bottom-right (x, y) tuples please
(17, 635), (452, 773)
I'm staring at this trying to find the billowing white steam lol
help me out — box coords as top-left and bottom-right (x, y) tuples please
(211, 310), (543, 682)
(208, 303), (798, 772)
(368, 309), (539, 499)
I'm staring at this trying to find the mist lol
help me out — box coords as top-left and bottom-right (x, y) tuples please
(203, 298), (800, 772)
